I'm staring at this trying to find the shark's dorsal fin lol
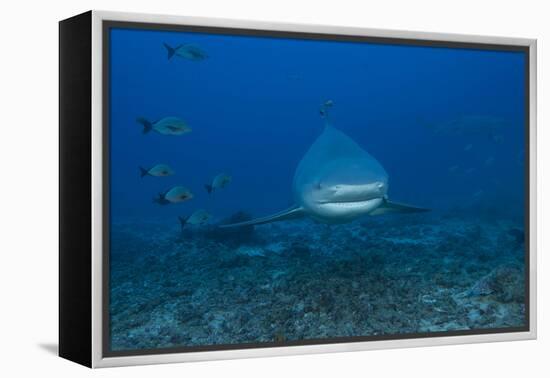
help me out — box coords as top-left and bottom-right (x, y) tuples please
(219, 206), (305, 228)
(369, 199), (430, 216)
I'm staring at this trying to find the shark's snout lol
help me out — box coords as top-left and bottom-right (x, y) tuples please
(317, 181), (388, 204)
(302, 180), (388, 223)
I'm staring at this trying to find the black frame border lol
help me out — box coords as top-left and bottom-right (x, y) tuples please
(59, 11), (93, 367)
(101, 20), (531, 358)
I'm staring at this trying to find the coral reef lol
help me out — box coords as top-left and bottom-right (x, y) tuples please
(109, 211), (526, 351)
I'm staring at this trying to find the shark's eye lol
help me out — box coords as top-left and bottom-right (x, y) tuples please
(315, 182), (323, 190)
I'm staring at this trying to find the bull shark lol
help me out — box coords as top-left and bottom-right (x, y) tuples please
(221, 110), (428, 228)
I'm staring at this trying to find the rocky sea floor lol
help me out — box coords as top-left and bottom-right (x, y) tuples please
(109, 211), (526, 351)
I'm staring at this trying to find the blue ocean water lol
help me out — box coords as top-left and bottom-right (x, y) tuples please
(108, 27), (527, 352)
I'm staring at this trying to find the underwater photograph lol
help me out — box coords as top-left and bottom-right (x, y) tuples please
(107, 25), (528, 353)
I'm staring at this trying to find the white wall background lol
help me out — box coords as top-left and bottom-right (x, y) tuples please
(0, 0), (546, 376)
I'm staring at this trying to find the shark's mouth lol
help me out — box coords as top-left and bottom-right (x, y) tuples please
(317, 197), (384, 211)
(317, 197), (384, 205)
(309, 197), (385, 223)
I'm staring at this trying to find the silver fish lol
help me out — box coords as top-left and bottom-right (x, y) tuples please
(205, 173), (232, 194)
(163, 43), (208, 61)
(164, 186), (194, 203)
(179, 210), (212, 228)
(137, 117), (191, 136)
(140, 164), (175, 178)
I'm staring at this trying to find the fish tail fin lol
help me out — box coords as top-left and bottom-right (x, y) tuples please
(204, 184), (213, 194)
(178, 216), (188, 231)
(139, 167), (148, 178)
(136, 117), (153, 134)
(153, 192), (167, 205)
(163, 43), (176, 60)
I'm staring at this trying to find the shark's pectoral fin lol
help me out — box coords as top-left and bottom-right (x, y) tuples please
(370, 199), (430, 216)
(219, 206), (305, 228)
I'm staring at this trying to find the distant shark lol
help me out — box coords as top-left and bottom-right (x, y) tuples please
(222, 116), (428, 228)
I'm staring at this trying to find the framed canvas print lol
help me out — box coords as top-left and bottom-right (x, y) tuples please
(59, 10), (537, 368)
